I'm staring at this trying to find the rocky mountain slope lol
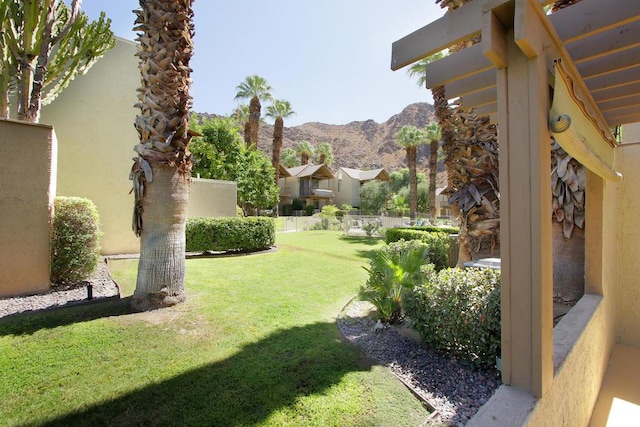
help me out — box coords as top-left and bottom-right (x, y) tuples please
(196, 102), (439, 174)
(257, 102), (437, 172)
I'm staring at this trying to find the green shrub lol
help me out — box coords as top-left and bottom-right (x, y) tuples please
(186, 217), (275, 252)
(385, 230), (450, 271)
(305, 204), (316, 216)
(404, 267), (501, 368)
(359, 241), (430, 323)
(50, 196), (102, 286)
(411, 225), (459, 234)
(310, 205), (343, 230)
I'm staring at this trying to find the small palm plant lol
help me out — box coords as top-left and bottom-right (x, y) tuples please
(360, 242), (430, 323)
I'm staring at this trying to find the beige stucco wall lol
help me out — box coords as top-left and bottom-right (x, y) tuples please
(189, 179), (236, 218)
(615, 142), (640, 347)
(41, 38), (237, 255)
(330, 171), (361, 208)
(0, 119), (57, 297)
(40, 38), (140, 255)
(621, 123), (640, 143)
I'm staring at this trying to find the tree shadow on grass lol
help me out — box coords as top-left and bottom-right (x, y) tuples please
(39, 321), (374, 426)
(339, 236), (384, 246)
(0, 297), (135, 337)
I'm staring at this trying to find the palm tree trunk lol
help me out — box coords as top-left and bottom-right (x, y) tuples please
(272, 117), (283, 184)
(408, 146), (418, 222)
(249, 96), (261, 148)
(429, 139), (438, 224)
(133, 164), (189, 311)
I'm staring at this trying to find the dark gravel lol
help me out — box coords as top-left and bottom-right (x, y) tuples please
(0, 258), (120, 318)
(337, 300), (501, 426)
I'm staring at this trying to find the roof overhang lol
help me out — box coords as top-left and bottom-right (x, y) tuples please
(391, 0), (640, 128)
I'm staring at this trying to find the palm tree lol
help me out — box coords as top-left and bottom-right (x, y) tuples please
(296, 140), (315, 165)
(130, 0), (195, 311)
(396, 125), (429, 223)
(281, 147), (300, 168)
(234, 75), (272, 149)
(265, 99), (295, 183)
(425, 122), (441, 224)
(231, 104), (250, 146)
(315, 142), (333, 166)
(415, 0), (500, 264)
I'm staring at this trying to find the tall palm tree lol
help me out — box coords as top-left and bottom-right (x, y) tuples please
(296, 140), (315, 165)
(396, 125), (429, 223)
(265, 99), (295, 183)
(130, 0), (195, 311)
(423, 0), (500, 264)
(425, 122), (441, 224)
(315, 142), (333, 166)
(231, 104), (250, 146)
(234, 75), (272, 149)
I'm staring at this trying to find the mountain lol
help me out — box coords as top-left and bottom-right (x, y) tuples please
(256, 102), (437, 172)
(195, 102), (440, 174)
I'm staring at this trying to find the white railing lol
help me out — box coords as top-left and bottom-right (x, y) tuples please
(343, 215), (405, 237)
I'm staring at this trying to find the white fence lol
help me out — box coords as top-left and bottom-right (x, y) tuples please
(343, 215), (405, 237)
(281, 216), (322, 232)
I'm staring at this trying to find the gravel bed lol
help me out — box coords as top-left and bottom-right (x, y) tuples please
(0, 258), (120, 318)
(337, 300), (501, 426)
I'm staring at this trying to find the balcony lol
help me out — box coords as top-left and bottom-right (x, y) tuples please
(299, 188), (334, 199)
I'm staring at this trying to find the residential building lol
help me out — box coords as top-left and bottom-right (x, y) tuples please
(278, 164), (335, 212)
(331, 167), (391, 208)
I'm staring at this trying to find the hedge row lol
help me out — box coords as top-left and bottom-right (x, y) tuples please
(404, 267), (501, 368)
(410, 225), (459, 234)
(386, 227), (458, 245)
(186, 217), (275, 253)
(50, 197), (102, 286)
(385, 230), (450, 271)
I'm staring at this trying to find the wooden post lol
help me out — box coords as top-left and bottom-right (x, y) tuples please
(498, 25), (553, 397)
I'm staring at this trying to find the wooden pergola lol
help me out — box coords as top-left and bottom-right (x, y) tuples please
(391, 0), (640, 399)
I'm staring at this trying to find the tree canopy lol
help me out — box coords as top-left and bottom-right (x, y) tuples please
(190, 116), (279, 213)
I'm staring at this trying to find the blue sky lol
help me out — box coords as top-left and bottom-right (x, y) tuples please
(81, 1), (445, 126)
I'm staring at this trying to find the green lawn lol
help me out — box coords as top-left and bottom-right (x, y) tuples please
(0, 231), (431, 426)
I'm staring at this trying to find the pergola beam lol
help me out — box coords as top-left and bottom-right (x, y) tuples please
(551, 0), (640, 44)
(579, 46), (640, 80)
(425, 44), (493, 88)
(587, 65), (640, 93)
(599, 95), (640, 114)
(444, 68), (496, 99)
(462, 86), (498, 109)
(592, 82), (640, 103)
(390, 1), (483, 71)
(568, 20), (640, 64)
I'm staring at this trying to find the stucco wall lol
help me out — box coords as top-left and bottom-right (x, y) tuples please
(0, 120), (56, 297)
(622, 123), (640, 143)
(40, 38), (141, 255)
(189, 179), (236, 218)
(616, 142), (640, 347)
(41, 38), (237, 255)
